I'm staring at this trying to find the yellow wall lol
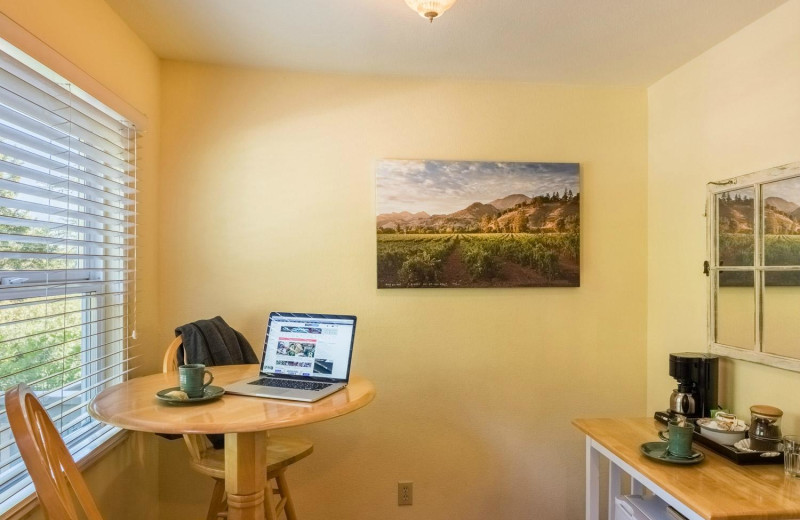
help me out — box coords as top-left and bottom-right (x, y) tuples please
(0, 0), (161, 518)
(157, 62), (648, 519)
(648, 0), (800, 433)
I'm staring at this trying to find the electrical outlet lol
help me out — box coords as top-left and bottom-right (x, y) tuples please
(398, 481), (413, 506)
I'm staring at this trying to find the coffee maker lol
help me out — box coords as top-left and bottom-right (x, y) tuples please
(667, 352), (719, 419)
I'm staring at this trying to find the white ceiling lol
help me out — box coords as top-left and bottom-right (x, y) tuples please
(104, 0), (787, 86)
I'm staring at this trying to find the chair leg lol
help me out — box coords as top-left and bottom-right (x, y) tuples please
(263, 476), (279, 520)
(206, 479), (227, 520)
(276, 471), (298, 520)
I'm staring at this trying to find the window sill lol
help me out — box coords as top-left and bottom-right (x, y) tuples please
(0, 429), (129, 520)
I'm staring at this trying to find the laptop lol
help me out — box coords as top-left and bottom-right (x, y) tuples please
(224, 312), (357, 402)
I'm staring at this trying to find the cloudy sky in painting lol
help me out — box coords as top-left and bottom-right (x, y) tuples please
(376, 160), (580, 215)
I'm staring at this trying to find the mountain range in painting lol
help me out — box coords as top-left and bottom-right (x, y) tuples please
(377, 192), (579, 234)
(720, 195), (800, 234)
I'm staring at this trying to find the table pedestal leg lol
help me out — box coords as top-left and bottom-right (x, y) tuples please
(225, 431), (269, 520)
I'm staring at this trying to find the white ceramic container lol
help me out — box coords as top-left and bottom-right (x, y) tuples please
(696, 417), (748, 445)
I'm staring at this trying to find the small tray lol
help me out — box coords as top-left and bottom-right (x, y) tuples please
(692, 430), (783, 465)
(654, 411), (783, 465)
(156, 385), (225, 405)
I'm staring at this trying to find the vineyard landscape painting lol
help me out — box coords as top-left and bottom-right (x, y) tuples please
(376, 160), (580, 288)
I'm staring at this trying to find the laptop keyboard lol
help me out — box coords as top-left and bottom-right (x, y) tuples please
(249, 377), (333, 391)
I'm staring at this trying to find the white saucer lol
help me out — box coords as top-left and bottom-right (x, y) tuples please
(733, 438), (782, 456)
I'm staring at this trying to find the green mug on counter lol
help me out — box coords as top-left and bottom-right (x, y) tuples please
(658, 419), (695, 458)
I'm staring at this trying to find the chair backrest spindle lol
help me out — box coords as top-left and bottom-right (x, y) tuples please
(162, 335), (184, 374)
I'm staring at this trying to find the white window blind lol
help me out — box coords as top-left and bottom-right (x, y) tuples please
(0, 40), (138, 514)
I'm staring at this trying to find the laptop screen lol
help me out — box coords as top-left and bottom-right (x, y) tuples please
(260, 312), (357, 382)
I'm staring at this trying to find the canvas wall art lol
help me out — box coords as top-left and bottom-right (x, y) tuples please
(376, 160), (580, 288)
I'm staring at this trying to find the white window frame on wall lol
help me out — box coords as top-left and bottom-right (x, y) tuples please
(706, 162), (800, 372)
(0, 12), (146, 518)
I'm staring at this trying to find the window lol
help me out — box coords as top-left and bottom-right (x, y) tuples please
(707, 162), (800, 371)
(0, 40), (138, 513)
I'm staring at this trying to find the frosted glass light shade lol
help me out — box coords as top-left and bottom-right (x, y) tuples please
(404, 0), (458, 21)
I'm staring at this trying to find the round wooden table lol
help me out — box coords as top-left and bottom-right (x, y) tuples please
(88, 365), (375, 520)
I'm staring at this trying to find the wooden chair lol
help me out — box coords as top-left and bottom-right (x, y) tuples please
(5, 383), (104, 520)
(163, 335), (313, 520)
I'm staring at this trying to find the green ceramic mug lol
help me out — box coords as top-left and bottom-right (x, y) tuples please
(179, 364), (214, 398)
(658, 419), (694, 458)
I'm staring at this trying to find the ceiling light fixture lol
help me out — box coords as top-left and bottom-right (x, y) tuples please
(404, 0), (458, 22)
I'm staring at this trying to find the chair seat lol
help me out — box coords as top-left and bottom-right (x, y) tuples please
(188, 435), (313, 480)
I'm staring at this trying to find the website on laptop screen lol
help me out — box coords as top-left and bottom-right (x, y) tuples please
(261, 314), (355, 380)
